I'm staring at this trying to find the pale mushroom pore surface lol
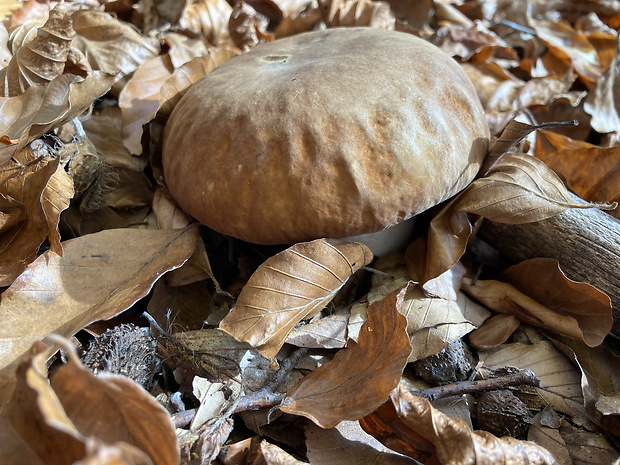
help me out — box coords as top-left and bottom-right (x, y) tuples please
(163, 27), (489, 245)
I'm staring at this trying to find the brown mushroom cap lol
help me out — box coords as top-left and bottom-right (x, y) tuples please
(162, 27), (489, 245)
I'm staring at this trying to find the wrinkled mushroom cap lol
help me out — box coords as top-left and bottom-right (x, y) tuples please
(163, 27), (489, 244)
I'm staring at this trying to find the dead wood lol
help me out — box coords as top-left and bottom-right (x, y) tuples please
(477, 195), (620, 335)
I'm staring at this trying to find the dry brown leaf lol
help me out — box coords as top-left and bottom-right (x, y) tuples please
(0, 71), (117, 165)
(305, 420), (418, 464)
(0, 3), (75, 97)
(229, 2), (275, 51)
(0, 226), (199, 407)
(390, 385), (558, 464)
(247, 439), (306, 464)
(274, 1), (321, 38)
(424, 152), (605, 283)
(0, 149), (73, 285)
(178, 0), (233, 45)
(485, 341), (587, 424)
(147, 280), (214, 332)
(534, 130), (620, 219)
(555, 422), (619, 464)
(317, 0), (395, 29)
(468, 313), (521, 351)
(71, 9), (159, 76)
(286, 307), (349, 349)
(118, 53), (174, 155)
(51, 341), (178, 465)
(280, 286), (411, 428)
(497, 257), (613, 345)
(220, 239), (373, 359)
(157, 47), (239, 118)
(431, 22), (518, 62)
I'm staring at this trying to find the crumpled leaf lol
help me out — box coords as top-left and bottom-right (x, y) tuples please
(50, 337), (179, 465)
(0, 3), (76, 97)
(157, 47), (239, 118)
(317, 0), (395, 29)
(388, 385), (558, 464)
(178, 0), (233, 45)
(280, 286), (411, 428)
(229, 2), (275, 51)
(71, 9), (159, 76)
(118, 53), (174, 155)
(0, 71), (117, 165)
(0, 338), (156, 465)
(424, 152), (608, 283)
(534, 129), (620, 219)
(219, 239), (373, 359)
(274, 0), (321, 38)
(0, 149), (73, 285)
(0, 226), (199, 407)
(468, 313), (521, 351)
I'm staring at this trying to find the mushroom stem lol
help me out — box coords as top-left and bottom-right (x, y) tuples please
(345, 217), (416, 256)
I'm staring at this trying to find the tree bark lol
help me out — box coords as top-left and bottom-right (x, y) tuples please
(477, 197), (620, 335)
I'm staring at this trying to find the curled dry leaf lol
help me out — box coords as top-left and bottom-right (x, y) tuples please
(389, 385), (558, 464)
(118, 53), (174, 155)
(280, 286), (411, 428)
(424, 152), (607, 283)
(71, 9), (159, 76)
(468, 313), (521, 351)
(274, 1), (321, 38)
(219, 239), (373, 359)
(229, 2), (275, 51)
(0, 3), (75, 97)
(0, 226), (199, 407)
(317, 0), (395, 29)
(51, 338), (179, 465)
(0, 149), (73, 285)
(157, 47), (239, 118)
(0, 71), (117, 165)
(178, 0), (233, 45)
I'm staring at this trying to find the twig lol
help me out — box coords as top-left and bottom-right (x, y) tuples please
(413, 369), (540, 402)
(172, 408), (197, 428)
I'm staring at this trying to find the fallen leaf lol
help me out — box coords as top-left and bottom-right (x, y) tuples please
(468, 313), (521, 351)
(219, 239), (373, 359)
(0, 3), (75, 97)
(390, 385), (557, 464)
(178, 0), (233, 45)
(247, 439), (306, 464)
(286, 307), (349, 349)
(317, 0), (395, 29)
(229, 2), (274, 51)
(280, 286), (411, 428)
(71, 9), (159, 76)
(425, 152), (606, 283)
(119, 53), (174, 155)
(0, 71), (117, 164)
(51, 338), (179, 465)
(0, 149), (73, 285)
(305, 420), (418, 464)
(0, 226), (199, 407)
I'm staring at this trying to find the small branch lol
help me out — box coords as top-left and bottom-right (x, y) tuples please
(264, 347), (308, 394)
(232, 391), (285, 414)
(413, 369), (540, 402)
(172, 408), (197, 428)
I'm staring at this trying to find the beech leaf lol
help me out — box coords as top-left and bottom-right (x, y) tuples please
(425, 152), (606, 282)
(219, 239), (373, 359)
(0, 226), (199, 407)
(280, 286), (411, 428)
(389, 385), (558, 464)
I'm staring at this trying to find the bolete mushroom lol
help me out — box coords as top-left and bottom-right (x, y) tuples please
(162, 27), (489, 254)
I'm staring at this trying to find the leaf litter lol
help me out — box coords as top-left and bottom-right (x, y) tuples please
(0, 0), (619, 463)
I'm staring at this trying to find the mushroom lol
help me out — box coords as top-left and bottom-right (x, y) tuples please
(162, 27), (489, 255)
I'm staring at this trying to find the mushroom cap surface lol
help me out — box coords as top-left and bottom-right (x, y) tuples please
(162, 27), (489, 244)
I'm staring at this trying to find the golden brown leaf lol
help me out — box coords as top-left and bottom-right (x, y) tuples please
(118, 53), (174, 155)
(317, 0), (395, 29)
(71, 9), (159, 76)
(0, 3), (75, 97)
(0, 226), (199, 407)
(468, 313), (521, 351)
(390, 385), (558, 464)
(220, 239), (373, 359)
(51, 341), (178, 465)
(534, 130), (620, 219)
(229, 2), (275, 51)
(0, 71), (117, 164)
(157, 47), (239, 118)
(0, 150), (73, 285)
(280, 286), (411, 428)
(274, 1), (321, 38)
(178, 0), (233, 45)
(425, 152), (607, 283)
